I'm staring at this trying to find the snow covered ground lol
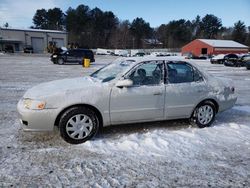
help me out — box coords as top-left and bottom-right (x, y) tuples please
(0, 54), (249, 187)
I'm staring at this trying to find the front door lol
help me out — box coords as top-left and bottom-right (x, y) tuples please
(110, 60), (165, 124)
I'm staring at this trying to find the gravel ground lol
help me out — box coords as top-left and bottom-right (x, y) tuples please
(0, 54), (249, 187)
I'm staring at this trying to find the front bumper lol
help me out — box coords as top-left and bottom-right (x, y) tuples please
(17, 100), (58, 131)
(50, 57), (57, 64)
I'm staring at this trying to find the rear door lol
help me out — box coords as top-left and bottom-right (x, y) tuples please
(65, 50), (77, 63)
(165, 62), (208, 119)
(74, 50), (84, 63)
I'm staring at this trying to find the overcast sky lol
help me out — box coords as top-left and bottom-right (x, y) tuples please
(0, 0), (250, 29)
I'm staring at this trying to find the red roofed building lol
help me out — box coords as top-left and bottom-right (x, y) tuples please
(182, 39), (249, 57)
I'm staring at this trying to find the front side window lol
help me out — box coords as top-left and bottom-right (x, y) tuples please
(167, 62), (203, 84)
(128, 61), (164, 86)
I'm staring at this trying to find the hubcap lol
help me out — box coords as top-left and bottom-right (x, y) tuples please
(197, 105), (214, 125)
(58, 59), (63, 64)
(66, 114), (93, 140)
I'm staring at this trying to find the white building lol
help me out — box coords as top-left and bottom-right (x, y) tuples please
(0, 27), (68, 53)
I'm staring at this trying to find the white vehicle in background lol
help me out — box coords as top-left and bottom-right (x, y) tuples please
(96, 48), (113, 55)
(150, 52), (170, 57)
(130, 50), (146, 57)
(114, 49), (129, 57)
(17, 56), (237, 144)
(210, 54), (226, 64)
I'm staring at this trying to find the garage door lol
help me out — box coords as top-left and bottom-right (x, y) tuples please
(31, 37), (44, 53)
(52, 38), (64, 48)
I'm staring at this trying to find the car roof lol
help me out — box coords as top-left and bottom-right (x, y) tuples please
(120, 56), (186, 63)
(116, 56), (210, 79)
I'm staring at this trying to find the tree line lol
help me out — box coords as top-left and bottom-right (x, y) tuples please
(32, 4), (250, 49)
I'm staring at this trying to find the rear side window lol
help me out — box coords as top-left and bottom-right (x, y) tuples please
(72, 50), (83, 56)
(167, 62), (203, 84)
(77, 50), (93, 57)
(85, 51), (93, 57)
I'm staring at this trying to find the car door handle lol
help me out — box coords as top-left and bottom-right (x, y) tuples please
(153, 92), (163, 95)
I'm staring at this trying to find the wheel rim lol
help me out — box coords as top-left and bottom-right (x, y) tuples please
(197, 105), (214, 125)
(66, 114), (93, 140)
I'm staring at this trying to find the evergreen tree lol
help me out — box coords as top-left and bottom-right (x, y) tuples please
(130, 17), (152, 48)
(232, 21), (247, 43)
(200, 14), (222, 39)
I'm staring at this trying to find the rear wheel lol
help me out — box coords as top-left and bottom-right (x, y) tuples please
(190, 101), (216, 128)
(59, 106), (99, 144)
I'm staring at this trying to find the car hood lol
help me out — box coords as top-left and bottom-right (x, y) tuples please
(23, 76), (103, 99)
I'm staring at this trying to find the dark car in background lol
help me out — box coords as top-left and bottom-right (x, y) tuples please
(223, 54), (247, 67)
(223, 54), (239, 67)
(246, 61), (250, 70)
(4, 45), (14, 53)
(133, 52), (146, 57)
(211, 53), (248, 67)
(240, 54), (250, 65)
(243, 54), (250, 70)
(51, 49), (95, 65)
(23, 45), (34, 53)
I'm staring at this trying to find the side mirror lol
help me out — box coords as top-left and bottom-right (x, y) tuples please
(115, 79), (133, 88)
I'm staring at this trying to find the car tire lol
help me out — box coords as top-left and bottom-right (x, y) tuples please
(58, 58), (64, 65)
(190, 101), (216, 128)
(59, 106), (100, 144)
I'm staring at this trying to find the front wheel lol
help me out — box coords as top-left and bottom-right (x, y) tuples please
(190, 101), (216, 128)
(57, 58), (64, 65)
(59, 106), (99, 144)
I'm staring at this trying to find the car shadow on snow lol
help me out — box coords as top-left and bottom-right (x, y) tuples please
(98, 106), (250, 140)
(16, 119), (193, 146)
(97, 119), (192, 139)
(214, 106), (250, 127)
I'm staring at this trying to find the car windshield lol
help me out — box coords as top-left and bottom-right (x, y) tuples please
(90, 59), (136, 82)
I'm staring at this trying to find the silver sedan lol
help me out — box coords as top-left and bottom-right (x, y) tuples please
(17, 57), (237, 144)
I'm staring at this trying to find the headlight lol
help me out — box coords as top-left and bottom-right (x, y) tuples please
(23, 99), (46, 110)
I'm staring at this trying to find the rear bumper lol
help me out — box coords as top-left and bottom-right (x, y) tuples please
(218, 96), (237, 112)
